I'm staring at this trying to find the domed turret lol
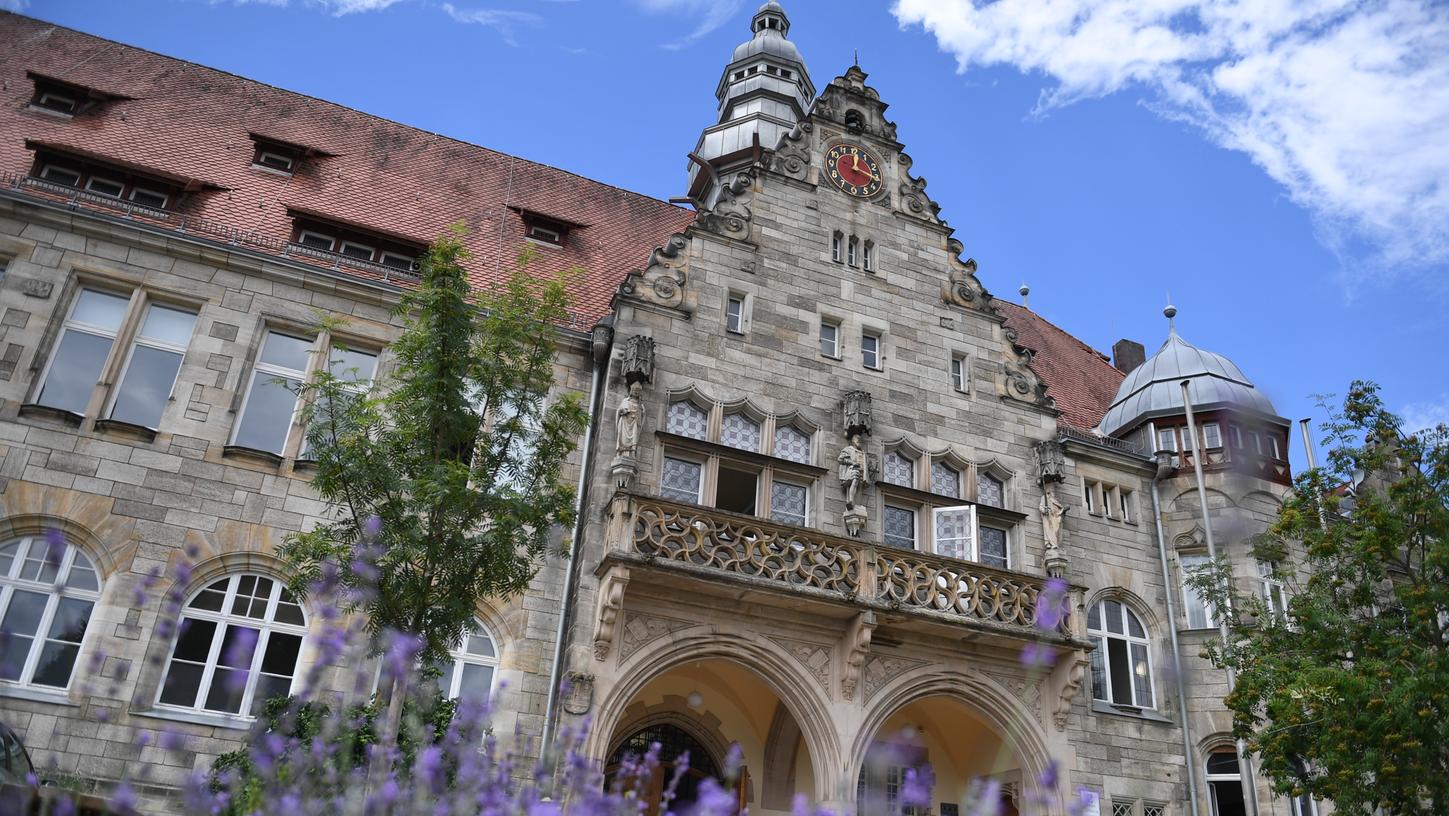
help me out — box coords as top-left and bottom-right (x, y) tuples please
(686, 1), (814, 204)
(1097, 306), (1281, 439)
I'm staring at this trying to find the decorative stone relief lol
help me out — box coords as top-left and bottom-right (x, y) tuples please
(19, 278), (53, 298)
(839, 610), (876, 701)
(619, 611), (693, 660)
(987, 671), (1044, 724)
(998, 325), (1056, 413)
(618, 233), (695, 314)
(862, 653), (928, 702)
(620, 334), (656, 385)
(769, 636), (831, 692)
(592, 567), (629, 662)
(562, 672), (594, 715)
(695, 171), (754, 241)
(770, 122), (813, 182)
(841, 390), (872, 437)
(940, 238), (990, 312)
(811, 66), (899, 145)
(1035, 440), (1066, 484)
(1054, 656), (1090, 730)
(895, 152), (942, 224)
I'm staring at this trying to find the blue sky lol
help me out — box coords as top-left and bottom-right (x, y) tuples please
(12, 0), (1449, 470)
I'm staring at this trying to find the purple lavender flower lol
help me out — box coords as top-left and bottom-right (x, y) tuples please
(1019, 641), (1055, 668)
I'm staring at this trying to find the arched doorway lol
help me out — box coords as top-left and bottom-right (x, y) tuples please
(857, 695), (1032, 816)
(606, 722), (722, 816)
(601, 658), (818, 816)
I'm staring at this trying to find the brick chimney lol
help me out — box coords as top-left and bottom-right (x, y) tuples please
(1112, 339), (1146, 374)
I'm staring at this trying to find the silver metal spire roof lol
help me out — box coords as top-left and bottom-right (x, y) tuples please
(1096, 307), (1281, 437)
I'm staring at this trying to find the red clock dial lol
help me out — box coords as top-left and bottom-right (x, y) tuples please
(824, 143), (883, 198)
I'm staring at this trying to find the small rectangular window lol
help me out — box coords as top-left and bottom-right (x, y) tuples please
(883, 505), (916, 550)
(34, 91), (78, 114)
(1231, 425), (1243, 448)
(40, 165), (82, 187)
(36, 289), (132, 415)
(1270, 435), (1282, 459)
(339, 241), (375, 261)
(527, 225), (563, 246)
(1120, 489), (1133, 523)
(831, 231), (843, 263)
(847, 236), (859, 267)
(1083, 480), (1097, 514)
(255, 150), (296, 173)
(714, 465), (758, 515)
(1180, 553), (1218, 629)
(862, 240), (874, 272)
(861, 332), (880, 369)
(232, 331), (314, 455)
(109, 303), (198, 429)
(1203, 421), (1223, 449)
(1157, 426), (1178, 453)
(85, 176), (125, 199)
(660, 456), (704, 504)
(979, 526), (1008, 569)
(950, 355), (966, 392)
(297, 231), (335, 251)
(820, 320), (839, 358)
(1105, 485), (1119, 519)
(379, 252), (415, 271)
(129, 187), (169, 209)
(1258, 561), (1286, 619)
(725, 295), (745, 335)
(769, 480), (808, 527)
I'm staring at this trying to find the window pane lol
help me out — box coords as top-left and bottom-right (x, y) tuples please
(189, 582), (227, 612)
(714, 466), (757, 515)
(171, 618), (218, 662)
(38, 330), (114, 413)
(251, 674), (293, 714)
(464, 631), (495, 658)
(138, 305), (197, 346)
(770, 481), (807, 527)
(1203, 423), (1222, 448)
(1180, 554), (1215, 628)
(979, 527), (1007, 569)
(457, 664), (494, 701)
(205, 668), (248, 714)
(665, 401), (708, 440)
(0, 540), (18, 577)
(64, 557), (98, 591)
(1, 590), (48, 639)
(18, 541), (60, 584)
(820, 323), (838, 356)
(328, 347), (378, 383)
(933, 508), (972, 559)
(1104, 600), (1125, 634)
(110, 345), (184, 427)
(1130, 642), (1153, 707)
(158, 660), (205, 707)
(1126, 608), (1145, 638)
(1089, 635), (1107, 700)
(46, 597), (92, 643)
(233, 372), (302, 454)
(773, 426), (811, 463)
(660, 457), (702, 504)
(977, 474), (1004, 508)
(0, 634), (33, 681)
(1107, 637), (1132, 704)
(30, 641), (80, 688)
(721, 413), (761, 451)
(930, 463), (960, 498)
(883, 452), (913, 487)
(258, 332), (313, 372)
(216, 625), (260, 670)
(884, 506), (915, 550)
(260, 632), (302, 676)
(71, 290), (129, 330)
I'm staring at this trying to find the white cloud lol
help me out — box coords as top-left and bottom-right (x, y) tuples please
(1400, 394), (1449, 434)
(1, 0), (28, 11)
(635, 0), (745, 50)
(315, 0), (406, 13)
(440, 4), (541, 45)
(892, 0), (1449, 281)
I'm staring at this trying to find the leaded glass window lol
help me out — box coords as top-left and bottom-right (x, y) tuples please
(720, 412), (761, 451)
(933, 506), (974, 560)
(976, 473), (1004, 508)
(660, 457), (703, 504)
(773, 425), (811, 463)
(930, 462), (960, 498)
(770, 481), (807, 527)
(884, 505), (916, 550)
(666, 401), (708, 440)
(0, 537), (101, 690)
(883, 451), (914, 487)
(979, 526), (1008, 569)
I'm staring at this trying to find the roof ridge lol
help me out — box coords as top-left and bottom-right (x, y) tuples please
(3, 10), (692, 215)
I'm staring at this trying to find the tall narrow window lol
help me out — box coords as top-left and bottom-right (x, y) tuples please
(930, 461), (960, 499)
(1119, 489), (1134, 523)
(1088, 599), (1154, 708)
(883, 451), (914, 488)
(0, 537), (101, 690)
(950, 355), (966, 392)
(1179, 553), (1218, 629)
(1157, 426), (1179, 465)
(862, 240), (874, 272)
(108, 303), (197, 428)
(1270, 435), (1283, 460)
(36, 289), (131, 415)
(883, 505), (916, 550)
(232, 331), (313, 455)
(861, 332), (880, 369)
(770, 480), (808, 527)
(976, 473), (1004, 508)
(1202, 421), (1223, 449)
(978, 526), (1008, 569)
(1083, 480), (1098, 514)
(847, 236), (859, 267)
(158, 574), (307, 716)
(433, 619), (499, 702)
(725, 295), (745, 334)
(1205, 751), (1248, 816)
(660, 456), (704, 504)
(933, 505), (975, 560)
(1259, 560), (1286, 619)
(820, 320), (840, 358)
(831, 231), (843, 263)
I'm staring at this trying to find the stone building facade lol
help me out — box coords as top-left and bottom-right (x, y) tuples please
(0, 4), (1317, 816)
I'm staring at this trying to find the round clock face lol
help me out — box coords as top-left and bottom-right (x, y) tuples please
(825, 143), (883, 198)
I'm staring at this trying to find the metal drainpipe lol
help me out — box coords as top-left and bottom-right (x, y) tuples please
(541, 323), (611, 755)
(1180, 380), (1261, 816)
(1151, 450), (1203, 816)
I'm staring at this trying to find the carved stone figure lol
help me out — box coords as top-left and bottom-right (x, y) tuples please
(838, 434), (868, 509)
(1040, 484), (1066, 553)
(615, 381), (644, 458)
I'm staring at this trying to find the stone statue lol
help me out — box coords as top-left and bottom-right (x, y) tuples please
(838, 433), (869, 509)
(1040, 484), (1066, 553)
(615, 381), (643, 458)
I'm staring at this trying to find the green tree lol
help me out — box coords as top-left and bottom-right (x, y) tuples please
(1194, 381), (1448, 815)
(279, 227), (588, 761)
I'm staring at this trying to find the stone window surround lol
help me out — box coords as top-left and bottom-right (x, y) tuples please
(21, 273), (205, 438)
(224, 316), (385, 465)
(949, 351), (970, 394)
(0, 535), (103, 693)
(1087, 594), (1158, 712)
(874, 443), (1022, 568)
(1175, 550), (1221, 631)
(1082, 477), (1138, 524)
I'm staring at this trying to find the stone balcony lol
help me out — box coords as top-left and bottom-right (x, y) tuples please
(592, 493), (1090, 665)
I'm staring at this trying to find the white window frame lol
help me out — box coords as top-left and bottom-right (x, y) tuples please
(85, 175), (125, 199)
(127, 186), (170, 210)
(297, 230), (336, 251)
(931, 504), (977, 562)
(820, 320), (840, 359)
(338, 240), (376, 261)
(526, 225), (563, 246)
(1259, 560), (1287, 619)
(1202, 421), (1223, 449)
(1083, 479), (1098, 514)
(861, 331), (881, 370)
(830, 231), (843, 263)
(862, 239), (874, 272)
(254, 150), (296, 173)
(155, 574), (309, 718)
(299, 342), (379, 459)
(950, 355), (967, 392)
(1119, 489), (1134, 523)
(105, 301), (198, 429)
(40, 164), (82, 187)
(847, 235), (859, 267)
(1270, 435), (1283, 460)
(34, 287), (134, 415)
(0, 537), (102, 691)
(768, 477), (810, 527)
(35, 91), (78, 114)
(378, 251), (415, 271)
(437, 618), (500, 701)
(230, 330), (317, 455)
(1179, 553), (1219, 629)
(725, 294), (745, 335)
(1205, 750), (1247, 816)
(1088, 600), (1156, 709)
(1156, 426), (1178, 454)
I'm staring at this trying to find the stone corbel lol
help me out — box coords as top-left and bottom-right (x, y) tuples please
(1050, 651), (1090, 730)
(618, 232), (696, 315)
(593, 566), (630, 662)
(839, 610), (876, 701)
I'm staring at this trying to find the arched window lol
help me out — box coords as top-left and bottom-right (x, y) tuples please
(158, 574), (307, 716)
(772, 424), (811, 464)
(666, 400), (708, 440)
(929, 461), (960, 498)
(1088, 599), (1154, 709)
(434, 619), (499, 702)
(1205, 748), (1247, 816)
(720, 412), (761, 452)
(883, 450), (914, 488)
(0, 536), (101, 690)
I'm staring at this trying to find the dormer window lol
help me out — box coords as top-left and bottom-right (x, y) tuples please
(40, 164), (82, 187)
(32, 151), (178, 212)
(85, 176), (125, 198)
(34, 89), (78, 115)
(527, 224), (563, 247)
(254, 147), (298, 174)
(288, 212), (422, 274)
(514, 208), (586, 249)
(25, 72), (132, 119)
(248, 133), (332, 177)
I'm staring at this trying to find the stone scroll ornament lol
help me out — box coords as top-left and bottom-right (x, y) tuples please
(769, 122), (813, 182)
(694, 170), (754, 242)
(839, 391), (873, 537)
(618, 233), (695, 314)
(939, 238), (991, 312)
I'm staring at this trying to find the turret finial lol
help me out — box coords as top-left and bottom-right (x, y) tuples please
(1164, 300), (1178, 333)
(1019, 282), (1030, 308)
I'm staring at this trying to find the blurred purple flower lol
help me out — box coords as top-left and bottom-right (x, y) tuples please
(1034, 577), (1068, 631)
(1020, 642), (1054, 668)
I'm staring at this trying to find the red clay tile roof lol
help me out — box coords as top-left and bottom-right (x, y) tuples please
(995, 300), (1125, 431)
(0, 12), (695, 330)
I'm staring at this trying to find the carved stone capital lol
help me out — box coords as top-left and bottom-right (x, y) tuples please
(840, 610), (876, 701)
(592, 567), (630, 662)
